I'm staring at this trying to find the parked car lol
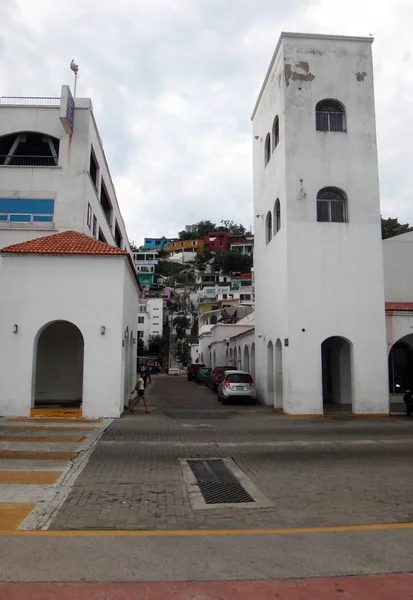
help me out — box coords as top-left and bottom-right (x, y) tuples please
(208, 365), (238, 392)
(196, 367), (212, 384)
(187, 363), (206, 381)
(217, 371), (256, 405)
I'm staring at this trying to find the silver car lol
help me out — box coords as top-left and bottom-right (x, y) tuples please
(217, 370), (257, 404)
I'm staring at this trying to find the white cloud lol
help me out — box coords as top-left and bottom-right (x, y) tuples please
(1, 0), (412, 244)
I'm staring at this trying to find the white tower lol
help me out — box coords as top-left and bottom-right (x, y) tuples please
(252, 33), (388, 415)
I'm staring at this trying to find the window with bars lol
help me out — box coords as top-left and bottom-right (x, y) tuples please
(316, 188), (347, 223)
(272, 116), (279, 150)
(315, 100), (345, 132)
(264, 133), (271, 167)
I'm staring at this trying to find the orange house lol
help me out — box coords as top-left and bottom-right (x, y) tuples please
(168, 238), (204, 255)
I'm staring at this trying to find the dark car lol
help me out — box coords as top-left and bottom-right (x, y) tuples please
(209, 365), (237, 392)
(187, 363), (206, 381)
(196, 367), (212, 384)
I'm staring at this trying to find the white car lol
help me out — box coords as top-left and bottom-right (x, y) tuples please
(217, 370), (257, 405)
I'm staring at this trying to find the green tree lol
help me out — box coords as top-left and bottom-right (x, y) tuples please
(137, 338), (146, 356)
(176, 340), (191, 367)
(173, 316), (191, 339)
(214, 250), (253, 273)
(148, 335), (163, 356)
(219, 220), (246, 236)
(381, 216), (413, 240)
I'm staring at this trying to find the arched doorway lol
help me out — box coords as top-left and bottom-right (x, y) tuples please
(34, 321), (84, 409)
(267, 341), (275, 406)
(238, 346), (242, 370)
(243, 345), (250, 373)
(321, 336), (352, 414)
(251, 343), (256, 378)
(234, 347), (237, 367)
(213, 350), (216, 368)
(275, 339), (283, 410)
(388, 337), (413, 394)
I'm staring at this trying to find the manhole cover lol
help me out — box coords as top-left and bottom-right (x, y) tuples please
(188, 459), (255, 504)
(165, 411), (234, 420)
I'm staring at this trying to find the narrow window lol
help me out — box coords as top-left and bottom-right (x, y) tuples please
(89, 147), (99, 189)
(100, 180), (113, 226)
(316, 100), (345, 132)
(114, 219), (122, 248)
(92, 215), (97, 237)
(266, 211), (272, 243)
(138, 316), (144, 324)
(316, 187), (347, 223)
(274, 199), (281, 234)
(272, 116), (279, 150)
(87, 203), (92, 228)
(264, 133), (271, 167)
(98, 228), (107, 243)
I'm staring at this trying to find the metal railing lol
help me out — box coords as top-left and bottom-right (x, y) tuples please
(0, 96), (61, 107)
(0, 155), (58, 166)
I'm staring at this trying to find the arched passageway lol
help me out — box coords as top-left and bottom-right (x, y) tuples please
(388, 336), (413, 394)
(243, 345), (250, 373)
(34, 321), (84, 408)
(275, 339), (283, 410)
(267, 341), (275, 407)
(321, 336), (352, 414)
(250, 343), (256, 379)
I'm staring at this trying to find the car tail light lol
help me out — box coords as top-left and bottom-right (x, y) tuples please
(250, 381), (255, 388)
(224, 380), (230, 388)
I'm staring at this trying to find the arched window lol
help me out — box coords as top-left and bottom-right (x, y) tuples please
(266, 211), (272, 243)
(274, 199), (281, 233)
(272, 116), (279, 150)
(264, 133), (271, 167)
(317, 187), (347, 223)
(315, 100), (345, 132)
(0, 131), (60, 166)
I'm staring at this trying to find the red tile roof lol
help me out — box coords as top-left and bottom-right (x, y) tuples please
(1, 230), (128, 255)
(385, 302), (413, 312)
(1, 230), (142, 292)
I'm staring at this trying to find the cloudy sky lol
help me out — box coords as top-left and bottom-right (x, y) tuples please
(1, 0), (412, 245)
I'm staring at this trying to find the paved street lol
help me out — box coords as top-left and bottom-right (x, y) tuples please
(1, 375), (413, 597)
(50, 375), (413, 531)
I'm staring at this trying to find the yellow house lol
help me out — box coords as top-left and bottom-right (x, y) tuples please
(168, 238), (204, 255)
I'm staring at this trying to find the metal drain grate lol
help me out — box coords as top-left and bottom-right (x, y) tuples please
(188, 459), (255, 504)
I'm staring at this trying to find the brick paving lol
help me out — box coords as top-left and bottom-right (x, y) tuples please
(50, 376), (413, 531)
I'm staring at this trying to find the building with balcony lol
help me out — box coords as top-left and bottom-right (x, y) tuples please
(168, 238), (204, 256)
(0, 89), (141, 419)
(137, 298), (164, 347)
(0, 93), (130, 250)
(142, 237), (172, 250)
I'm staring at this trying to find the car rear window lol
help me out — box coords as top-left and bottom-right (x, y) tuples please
(226, 374), (253, 383)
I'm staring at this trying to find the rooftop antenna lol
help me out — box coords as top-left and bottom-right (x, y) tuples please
(70, 59), (79, 97)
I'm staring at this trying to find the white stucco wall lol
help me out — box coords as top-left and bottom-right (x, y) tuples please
(0, 99), (130, 252)
(252, 33), (388, 414)
(0, 254), (139, 418)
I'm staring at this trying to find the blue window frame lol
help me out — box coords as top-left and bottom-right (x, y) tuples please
(0, 198), (54, 223)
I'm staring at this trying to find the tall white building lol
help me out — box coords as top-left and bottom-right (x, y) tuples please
(0, 91), (130, 250)
(138, 298), (164, 348)
(252, 33), (388, 415)
(0, 88), (140, 419)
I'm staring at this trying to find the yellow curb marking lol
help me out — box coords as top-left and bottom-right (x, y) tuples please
(30, 409), (82, 418)
(1, 521), (413, 537)
(0, 471), (63, 485)
(0, 450), (77, 461)
(0, 426), (96, 432)
(8, 418), (101, 424)
(0, 503), (36, 531)
(0, 435), (86, 443)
